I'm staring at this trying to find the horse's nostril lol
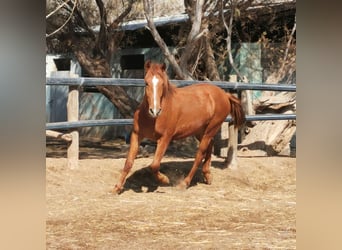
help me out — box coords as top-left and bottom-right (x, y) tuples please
(149, 108), (161, 117)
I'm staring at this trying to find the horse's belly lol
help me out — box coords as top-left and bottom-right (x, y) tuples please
(172, 119), (207, 140)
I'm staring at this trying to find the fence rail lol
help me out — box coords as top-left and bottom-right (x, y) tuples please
(46, 114), (296, 130)
(46, 77), (296, 131)
(46, 77), (296, 92)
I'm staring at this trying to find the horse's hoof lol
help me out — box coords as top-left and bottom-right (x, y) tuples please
(157, 173), (170, 185)
(203, 173), (213, 185)
(111, 185), (123, 195)
(176, 180), (189, 190)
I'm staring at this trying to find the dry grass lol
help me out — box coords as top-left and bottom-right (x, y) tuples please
(46, 153), (296, 249)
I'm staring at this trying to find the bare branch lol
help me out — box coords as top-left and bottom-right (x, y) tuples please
(68, 1), (96, 40)
(46, 0), (72, 19)
(190, 39), (204, 76)
(94, 0), (108, 56)
(143, 0), (191, 80)
(283, 16), (296, 62)
(221, 0), (245, 81)
(109, 0), (134, 31)
(46, 0), (78, 38)
(46, 130), (72, 142)
(180, 0), (205, 71)
(186, 0), (205, 43)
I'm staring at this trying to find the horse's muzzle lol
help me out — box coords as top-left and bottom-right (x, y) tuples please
(149, 108), (162, 118)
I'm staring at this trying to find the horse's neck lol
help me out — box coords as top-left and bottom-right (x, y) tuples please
(164, 80), (176, 98)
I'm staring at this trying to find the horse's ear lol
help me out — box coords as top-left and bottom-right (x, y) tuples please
(161, 63), (166, 72)
(145, 60), (151, 71)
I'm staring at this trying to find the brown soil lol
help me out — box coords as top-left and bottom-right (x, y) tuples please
(46, 138), (296, 249)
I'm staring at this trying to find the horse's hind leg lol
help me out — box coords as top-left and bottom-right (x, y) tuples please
(195, 132), (213, 185)
(202, 139), (214, 185)
(180, 135), (213, 188)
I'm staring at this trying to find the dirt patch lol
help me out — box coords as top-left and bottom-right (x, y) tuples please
(46, 139), (296, 249)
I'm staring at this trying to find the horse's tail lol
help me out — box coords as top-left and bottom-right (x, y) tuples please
(227, 93), (246, 128)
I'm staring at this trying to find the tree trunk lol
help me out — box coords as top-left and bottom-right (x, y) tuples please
(74, 50), (139, 118)
(60, 0), (139, 119)
(203, 36), (220, 81)
(96, 86), (139, 118)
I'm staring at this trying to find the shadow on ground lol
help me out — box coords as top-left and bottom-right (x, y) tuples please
(123, 160), (227, 193)
(46, 137), (202, 159)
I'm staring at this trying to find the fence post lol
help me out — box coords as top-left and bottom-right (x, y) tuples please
(67, 73), (79, 169)
(225, 75), (239, 169)
(213, 123), (229, 157)
(226, 124), (238, 169)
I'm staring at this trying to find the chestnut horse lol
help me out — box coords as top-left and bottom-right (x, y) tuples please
(113, 61), (245, 194)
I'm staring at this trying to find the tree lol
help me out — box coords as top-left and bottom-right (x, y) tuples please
(46, 0), (139, 118)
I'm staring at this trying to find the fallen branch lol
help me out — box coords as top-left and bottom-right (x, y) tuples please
(46, 130), (72, 142)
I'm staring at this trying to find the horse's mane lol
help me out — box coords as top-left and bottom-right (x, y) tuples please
(163, 74), (176, 96)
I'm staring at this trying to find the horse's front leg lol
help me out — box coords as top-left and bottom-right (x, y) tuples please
(150, 137), (171, 185)
(113, 131), (141, 194)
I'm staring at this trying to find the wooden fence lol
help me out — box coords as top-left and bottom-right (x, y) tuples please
(46, 77), (296, 168)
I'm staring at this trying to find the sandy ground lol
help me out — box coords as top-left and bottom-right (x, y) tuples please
(46, 139), (296, 249)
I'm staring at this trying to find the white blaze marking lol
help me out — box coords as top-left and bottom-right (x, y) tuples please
(152, 75), (159, 114)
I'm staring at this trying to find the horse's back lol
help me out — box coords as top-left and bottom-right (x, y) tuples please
(177, 83), (230, 114)
(180, 83), (227, 99)
(169, 83), (230, 139)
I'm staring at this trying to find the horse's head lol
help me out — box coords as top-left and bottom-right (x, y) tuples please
(144, 60), (168, 118)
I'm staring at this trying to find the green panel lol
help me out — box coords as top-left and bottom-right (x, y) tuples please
(219, 43), (263, 100)
(238, 43), (263, 99)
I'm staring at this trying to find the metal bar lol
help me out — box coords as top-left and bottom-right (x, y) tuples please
(225, 114), (296, 122)
(46, 77), (296, 92)
(46, 119), (134, 130)
(173, 81), (296, 92)
(46, 114), (296, 130)
(46, 77), (145, 87)
(46, 77), (296, 130)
